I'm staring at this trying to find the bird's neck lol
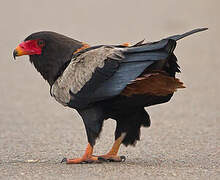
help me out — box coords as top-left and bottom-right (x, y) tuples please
(32, 57), (70, 86)
(30, 43), (84, 86)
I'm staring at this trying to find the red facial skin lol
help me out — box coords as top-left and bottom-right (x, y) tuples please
(15, 39), (44, 56)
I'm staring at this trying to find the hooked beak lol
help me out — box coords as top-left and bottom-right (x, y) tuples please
(13, 40), (43, 60)
(13, 49), (18, 60)
(13, 45), (27, 60)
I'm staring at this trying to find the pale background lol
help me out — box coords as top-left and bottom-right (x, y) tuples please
(0, 0), (219, 179)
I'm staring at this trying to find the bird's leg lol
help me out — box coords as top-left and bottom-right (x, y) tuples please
(93, 133), (126, 162)
(61, 133), (126, 164)
(61, 143), (100, 164)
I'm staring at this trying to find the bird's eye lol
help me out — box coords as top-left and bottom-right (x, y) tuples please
(38, 40), (45, 47)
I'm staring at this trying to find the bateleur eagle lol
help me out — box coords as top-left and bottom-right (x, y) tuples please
(13, 28), (207, 164)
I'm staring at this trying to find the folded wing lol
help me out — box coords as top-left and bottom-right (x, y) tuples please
(51, 28), (207, 108)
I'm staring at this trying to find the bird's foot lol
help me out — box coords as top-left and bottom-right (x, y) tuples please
(93, 154), (126, 162)
(61, 156), (101, 164)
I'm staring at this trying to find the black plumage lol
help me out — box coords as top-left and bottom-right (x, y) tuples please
(13, 28), (207, 163)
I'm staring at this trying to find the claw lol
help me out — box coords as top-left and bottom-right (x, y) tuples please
(61, 157), (67, 163)
(120, 156), (126, 162)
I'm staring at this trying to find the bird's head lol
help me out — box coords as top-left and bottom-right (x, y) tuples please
(13, 31), (84, 85)
(13, 31), (83, 61)
(13, 36), (44, 59)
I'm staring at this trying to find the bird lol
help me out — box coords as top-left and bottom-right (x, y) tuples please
(13, 28), (207, 164)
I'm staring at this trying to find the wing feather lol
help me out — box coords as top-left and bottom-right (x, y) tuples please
(51, 46), (123, 105)
(51, 28), (207, 108)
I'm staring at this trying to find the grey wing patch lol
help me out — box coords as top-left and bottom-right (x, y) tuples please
(51, 46), (124, 105)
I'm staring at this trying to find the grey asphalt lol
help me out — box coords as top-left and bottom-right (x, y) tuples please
(0, 1), (219, 179)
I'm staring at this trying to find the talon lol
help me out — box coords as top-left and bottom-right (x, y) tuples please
(120, 156), (126, 162)
(61, 157), (67, 163)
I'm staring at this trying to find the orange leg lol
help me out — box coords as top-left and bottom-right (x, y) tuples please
(61, 133), (126, 164)
(61, 144), (100, 164)
(93, 133), (126, 162)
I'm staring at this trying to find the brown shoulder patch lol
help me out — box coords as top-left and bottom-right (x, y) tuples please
(121, 72), (185, 96)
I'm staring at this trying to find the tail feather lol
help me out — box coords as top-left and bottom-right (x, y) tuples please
(124, 28), (207, 54)
(166, 28), (208, 41)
